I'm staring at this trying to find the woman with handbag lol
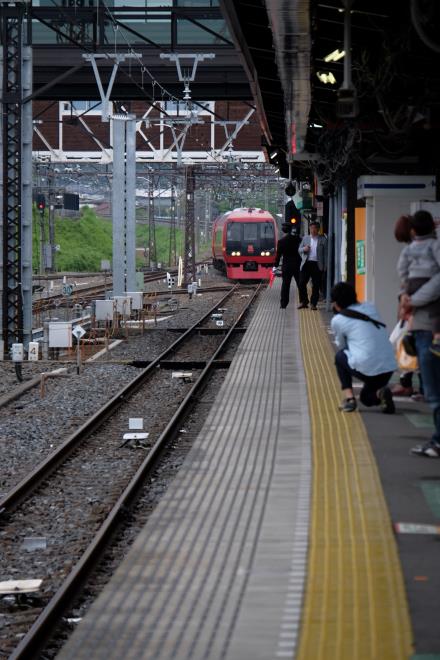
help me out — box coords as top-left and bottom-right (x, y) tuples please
(392, 215), (423, 398)
(397, 210), (440, 457)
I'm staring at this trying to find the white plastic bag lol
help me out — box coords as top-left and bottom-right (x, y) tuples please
(389, 320), (407, 349)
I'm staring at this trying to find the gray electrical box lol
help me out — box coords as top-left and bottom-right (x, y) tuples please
(336, 88), (359, 119)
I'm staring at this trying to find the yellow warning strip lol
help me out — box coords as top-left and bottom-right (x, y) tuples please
(297, 311), (413, 660)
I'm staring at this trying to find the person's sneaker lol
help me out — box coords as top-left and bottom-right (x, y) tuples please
(429, 339), (440, 357)
(378, 387), (395, 414)
(411, 392), (425, 402)
(297, 303), (308, 309)
(310, 305), (318, 310)
(338, 397), (357, 412)
(410, 442), (440, 458)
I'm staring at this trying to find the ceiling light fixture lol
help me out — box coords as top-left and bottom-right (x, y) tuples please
(317, 71), (337, 84)
(324, 48), (346, 62)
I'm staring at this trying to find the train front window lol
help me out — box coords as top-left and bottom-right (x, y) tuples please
(226, 221), (275, 254)
(243, 223), (258, 242)
(226, 222), (242, 252)
(260, 222), (275, 250)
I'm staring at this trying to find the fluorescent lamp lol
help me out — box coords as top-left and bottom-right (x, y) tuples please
(324, 49), (346, 62)
(316, 71), (337, 84)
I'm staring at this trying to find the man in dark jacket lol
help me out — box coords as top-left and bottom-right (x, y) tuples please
(274, 222), (303, 308)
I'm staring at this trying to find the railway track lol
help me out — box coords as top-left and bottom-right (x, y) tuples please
(32, 270), (174, 314)
(1, 283), (262, 659)
(32, 265), (220, 315)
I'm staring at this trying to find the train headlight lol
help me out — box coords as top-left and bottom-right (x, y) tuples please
(231, 251), (236, 256)
(260, 251), (265, 256)
(236, 251), (241, 256)
(266, 251), (270, 256)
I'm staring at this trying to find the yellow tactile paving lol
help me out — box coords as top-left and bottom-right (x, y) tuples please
(297, 311), (413, 660)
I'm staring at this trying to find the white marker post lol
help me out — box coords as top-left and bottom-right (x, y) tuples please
(72, 325), (86, 375)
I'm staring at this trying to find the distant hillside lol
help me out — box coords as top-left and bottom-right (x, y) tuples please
(32, 206), (206, 272)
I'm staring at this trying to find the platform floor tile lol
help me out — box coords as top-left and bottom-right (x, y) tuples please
(58, 283), (311, 660)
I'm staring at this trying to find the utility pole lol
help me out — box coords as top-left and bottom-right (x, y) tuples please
(47, 165), (56, 272)
(36, 194), (46, 274)
(168, 174), (177, 267)
(148, 175), (156, 269)
(183, 165), (196, 286)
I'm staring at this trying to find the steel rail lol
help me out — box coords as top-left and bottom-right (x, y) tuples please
(9, 283), (261, 660)
(31, 263), (214, 311)
(32, 270), (172, 311)
(0, 285), (239, 515)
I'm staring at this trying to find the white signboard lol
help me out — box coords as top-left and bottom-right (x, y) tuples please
(11, 343), (24, 362)
(72, 325), (86, 340)
(28, 342), (39, 361)
(49, 322), (72, 348)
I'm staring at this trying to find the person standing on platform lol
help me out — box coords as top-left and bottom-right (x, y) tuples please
(397, 210), (440, 458)
(298, 221), (327, 310)
(274, 222), (302, 309)
(330, 282), (396, 414)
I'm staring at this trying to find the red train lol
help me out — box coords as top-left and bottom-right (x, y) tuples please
(212, 208), (278, 280)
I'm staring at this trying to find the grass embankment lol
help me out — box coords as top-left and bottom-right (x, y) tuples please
(32, 206), (210, 272)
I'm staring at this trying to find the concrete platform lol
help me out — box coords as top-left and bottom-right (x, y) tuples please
(59, 282), (312, 660)
(58, 280), (440, 659)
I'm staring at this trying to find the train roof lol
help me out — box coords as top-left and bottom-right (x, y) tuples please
(215, 208), (275, 224)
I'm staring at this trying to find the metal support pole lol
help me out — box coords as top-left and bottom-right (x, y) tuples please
(0, 46), (3, 340)
(334, 188), (341, 282)
(1, 4), (25, 352)
(148, 175), (156, 269)
(39, 210), (45, 274)
(21, 43), (32, 347)
(48, 191), (56, 271)
(169, 174), (177, 267)
(342, 0), (353, 89)
(341, 184), (348, 281)
(112, 118), (125, 296)
(42, 318), (49, 359)
(325, 196), (334, 311)
(125, 116), (136, 292)
(183, 165), (196, 286)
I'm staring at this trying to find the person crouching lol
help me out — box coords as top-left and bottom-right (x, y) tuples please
(331, 282), (397, 413)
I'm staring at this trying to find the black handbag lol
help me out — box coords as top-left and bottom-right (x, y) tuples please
(402, 332), (417, 357)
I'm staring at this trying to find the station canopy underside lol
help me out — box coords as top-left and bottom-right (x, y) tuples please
(6, 0), (440, 182)
(221, 0), (440, 185)
(30, 2), (251, 101)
